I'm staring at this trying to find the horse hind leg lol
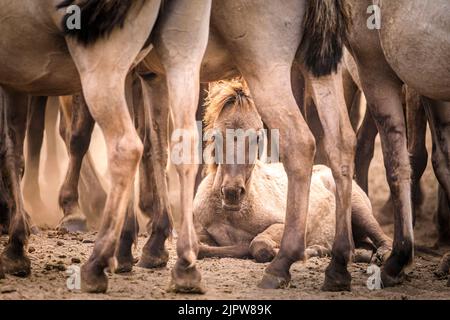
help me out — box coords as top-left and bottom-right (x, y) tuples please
(22, 96), (48, 227)
(0, 90), (31, 277)
(249, 224), (284, 263)
(436, 187), (450, 247)
(240, 66), (315, 289)
(114, 191), (138, 273)
(153, 0), (211, 294)
(434, 252), (450, 286)
(58, 94), (94, 232)
(67, 0), (160, 293)
(405, 88), (428, 226)
(423, 99), (450, 247)
(135, 75), (172, 269)
(303, 67), (357, 291)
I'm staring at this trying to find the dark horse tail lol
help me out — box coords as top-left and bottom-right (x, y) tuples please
(302, 0), (351, 77)
(57, 0), (148, 46)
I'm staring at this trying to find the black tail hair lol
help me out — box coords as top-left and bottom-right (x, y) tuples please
(57, 0), (147, 46)
(302, 0), (352, 77)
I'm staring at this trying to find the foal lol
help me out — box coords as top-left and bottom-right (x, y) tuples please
(194, 81), (391, 264)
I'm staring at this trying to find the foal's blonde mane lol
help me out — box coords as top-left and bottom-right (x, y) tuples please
(203, 79), (252, 133)
(203, 79), (254, 175)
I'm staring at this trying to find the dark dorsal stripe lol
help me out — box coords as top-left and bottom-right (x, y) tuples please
(57, 0), (148, 46)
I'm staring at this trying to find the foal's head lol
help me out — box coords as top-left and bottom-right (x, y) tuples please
(204, 80), (264, 211)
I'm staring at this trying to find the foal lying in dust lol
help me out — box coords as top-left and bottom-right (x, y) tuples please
(194, 80), (391, 263)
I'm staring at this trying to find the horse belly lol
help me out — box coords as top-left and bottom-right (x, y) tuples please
(0, 1), (81, 95)
(380, 0), (450, 101)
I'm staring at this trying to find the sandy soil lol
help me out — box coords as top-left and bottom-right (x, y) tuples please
(1, 135), (449, 300)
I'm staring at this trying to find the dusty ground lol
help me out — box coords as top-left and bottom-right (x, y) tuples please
(1, 134), (449, 300)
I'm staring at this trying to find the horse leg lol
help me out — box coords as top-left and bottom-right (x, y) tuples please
(240, 67), (315, 289)
(58, 94), (94, 232)
(341, 65), (361, 132)
(304, 95), (327, 165)
(435, 252), (450, 286)
(43, 97), (62, 190)
(405, 88), (428, 225)
(23, 96), (48, 221)
(59, 96), (107, 229)
(423, 99), (450, 246)
(153, 0), (211, 293)
(136, 75), (172, 269)
(114, 192), (137, 273)
(112, 73), (142, 274)
(66, 0), (161, 293)
(78, 151), (107, 228)
(304, 69), (356, 291)
(436, 187), (450, 247)
(249, 223), (284, 263)
(355, 56), (413, 287)
(0, 90), (31, 277)
(350, 181), (392, 263)
(354, 106), (378, 194)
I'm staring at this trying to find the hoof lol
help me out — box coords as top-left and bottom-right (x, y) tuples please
(58, 216), (88, 233)
(137, 249), (169, 269)
(30, 225), (40, 235)
(253, 247), (276, 263)
(381, 268), (405, 287)
(434, 253), (450, 280)
(258, 271), (290, 289)
(250, 239), (277, 263)
(1, 248), (31, 277)
(434, 238), (450, 249)
(115, 255), (134, 274)
(322, 264), (351, 292)
(80, 263), (108, 293)
(353, 249), (373, 264)
(168, 263), (205, 294)
(373, 245), (392, 265)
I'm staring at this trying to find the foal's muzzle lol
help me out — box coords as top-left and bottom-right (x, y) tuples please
(221, 186), (245, 211)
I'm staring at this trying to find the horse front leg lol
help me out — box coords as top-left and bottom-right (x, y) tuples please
(305, 69), (356, 291)
(249, 223), (284, 263)
(58, 94), (94, 232)
(0, 90), (31, 277)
